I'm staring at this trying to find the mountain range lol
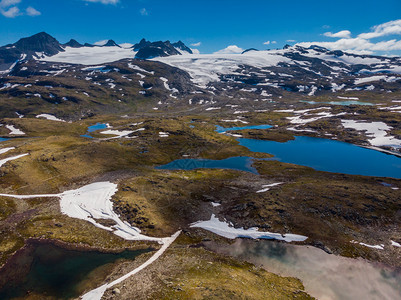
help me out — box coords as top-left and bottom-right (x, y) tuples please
(0, 32), (400, 122)
(0, 32), (193, 72)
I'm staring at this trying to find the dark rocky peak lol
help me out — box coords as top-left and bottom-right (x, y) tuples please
(102, 40), (120, 47)
(84, 43), (94, 47)
(64, 39), (83, 48)
(308, 45), (329, 53)
(242, 48), (259, 54)
(135, 40), (181, 59)
(328, 50), (344, 57)
(13, 32), (64, 56)
(133, 38), (151, 51)
(172, 41), (192, 54)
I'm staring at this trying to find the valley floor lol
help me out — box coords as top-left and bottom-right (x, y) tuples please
(0, 109), (399, 299)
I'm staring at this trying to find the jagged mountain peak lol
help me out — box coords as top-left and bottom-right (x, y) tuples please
(133, 38), (151, 51)
(172, 41), (193, 54)
(102, 40), (120, 47)
(14, 32), (64, 56)
(64, 39), (83, 48)
(134, 39), (192, 59)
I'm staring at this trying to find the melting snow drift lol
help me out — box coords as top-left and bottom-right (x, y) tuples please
(191, 214), (307, 242)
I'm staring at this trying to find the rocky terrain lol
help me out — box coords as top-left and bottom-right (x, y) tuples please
(0, 32), (400, 299)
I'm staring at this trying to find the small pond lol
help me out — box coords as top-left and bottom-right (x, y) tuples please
(0, 241), (151, 300)
(156, 156), (259, 174)
(216, 124), (272, 133)
(301, 100), (374, 106)
(81, 123), (108, 138)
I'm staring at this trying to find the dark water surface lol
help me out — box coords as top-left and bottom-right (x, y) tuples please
(0, 241), (151, 300)
(156, 156), (259, 174)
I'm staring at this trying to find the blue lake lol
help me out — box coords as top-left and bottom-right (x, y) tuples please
(156, 156), (258, 174)
(159, 125), (401, 178)
(0, 138), (9, 142)
(238, 136), (401, 179)
(216, 124), (272, 133)
(88, 123), (108, 132)
(301, 100), (373, 106)
(81, 123), (108, 138)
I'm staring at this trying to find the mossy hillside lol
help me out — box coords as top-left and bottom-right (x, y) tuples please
(0, 114), (400, 271)
(112, 169), (243, 237)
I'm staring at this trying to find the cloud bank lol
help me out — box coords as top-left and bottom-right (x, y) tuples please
(0, 0), (40, 18)
(297, 19), (401, 54)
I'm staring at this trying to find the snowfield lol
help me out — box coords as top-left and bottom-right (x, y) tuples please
(0, 182), (168, 243)
(0, 147), (15, 155)
(41, 46), (136, 65)
(256, 182), (283, 193)
(191, 214), (307, 242)
(153, 52), (291, 87)
(0, 153), (28, 168)
(0, 181), (181, 300)
(5, 125), (25, 135)
(36, 114), (66, 122)
(341, 120), (401, 148)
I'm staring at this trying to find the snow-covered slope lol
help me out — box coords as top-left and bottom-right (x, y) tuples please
(153, 46), (401, 87)
(41, 46), (136, 65)
(153, 52), (291, 87)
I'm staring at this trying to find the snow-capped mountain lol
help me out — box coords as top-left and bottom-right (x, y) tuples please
(0, 32), (64, 72)
(0, 32), (400, 120)
(0, 32), (194, 72)
(134, 39), (192, 59)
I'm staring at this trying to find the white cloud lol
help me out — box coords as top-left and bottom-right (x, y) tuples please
(296, 36), (401, 55)
(0, 0), (40, 18)
(140, 8), (148, 16)
(324, 30), (351, 39)
(191, 48), (200, 54)
(84, 0), (119, 4)
(191, 42), (201, 47)
(214, 45), (244, 54)
(26, 6), (40, 16)
(286, 39), (296, 43)
(264, 40), (276, 45)
(297, 19), (401, 54)
(358, 19), (401, 39)
(1, 5), (19, 17)
(0, 0), (20, 8)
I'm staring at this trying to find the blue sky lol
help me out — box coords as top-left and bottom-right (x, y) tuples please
(1, 0), (401, 55)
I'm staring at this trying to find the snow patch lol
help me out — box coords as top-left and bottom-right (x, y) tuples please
(36, 114), (66, 122)
(341, 120), (401, 148)
(256, 182), (283, 193)
(191, 214), (307, 242)
(0, 153), (28, 168)
(5, 125), (25, 135)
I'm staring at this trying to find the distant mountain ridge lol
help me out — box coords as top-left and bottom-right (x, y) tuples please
(0, 32), (194, 71)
